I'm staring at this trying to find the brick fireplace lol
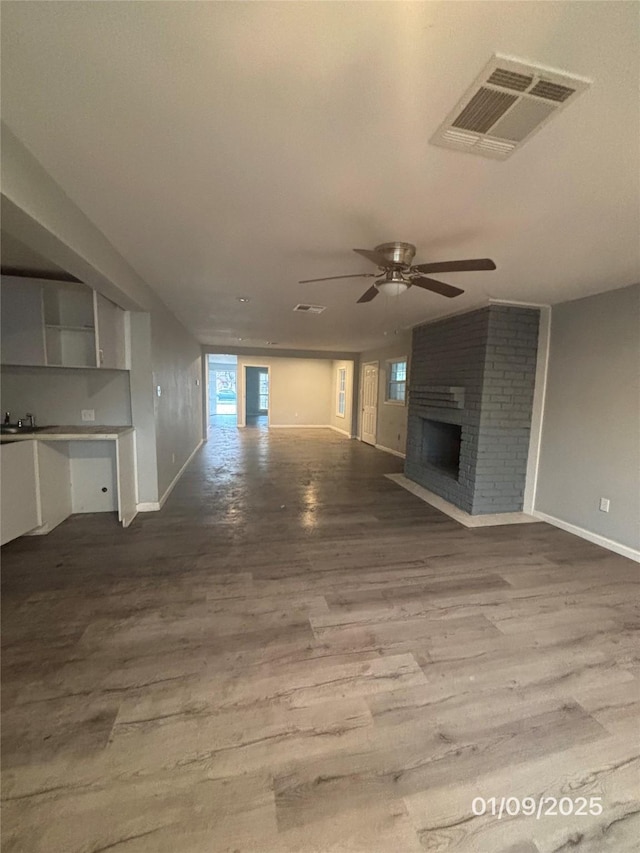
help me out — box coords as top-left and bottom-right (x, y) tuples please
(405, 305), (540, 514)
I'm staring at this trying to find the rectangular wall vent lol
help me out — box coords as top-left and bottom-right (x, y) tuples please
(293, 303), (326, 314)
(431, 54), (591, 160)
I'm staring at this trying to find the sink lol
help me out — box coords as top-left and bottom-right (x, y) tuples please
(1, 424), (45, 435)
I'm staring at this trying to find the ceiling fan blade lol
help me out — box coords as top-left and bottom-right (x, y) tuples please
(413, 258), (496, 274)
(357, 285), (379, 303)
(410, 276), (464, 298)
(299, 273), (376, 284)
(353, 248), (392, 267)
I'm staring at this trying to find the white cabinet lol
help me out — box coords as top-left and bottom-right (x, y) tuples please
(0, 276), (128, 370)
(0, 441), (40, 545)
(0, 431), (137, 544)
(35, 441), (72, 534)
(95, 292), (127, 369)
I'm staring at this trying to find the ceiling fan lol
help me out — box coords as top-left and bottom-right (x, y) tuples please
(299, 242), (496, 303)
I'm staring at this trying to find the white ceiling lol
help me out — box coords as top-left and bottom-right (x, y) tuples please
(1, 1), (638, 352)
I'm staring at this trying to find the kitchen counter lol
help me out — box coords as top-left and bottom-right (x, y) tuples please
(0, 425), (134, 442)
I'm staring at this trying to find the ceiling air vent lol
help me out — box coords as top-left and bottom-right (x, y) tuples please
(431, 54), (590, 160)
(293, 303), (326, 314)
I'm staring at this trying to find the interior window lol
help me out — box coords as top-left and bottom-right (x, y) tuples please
(386, 358), (407, 403)
(337, 367), (346, 416)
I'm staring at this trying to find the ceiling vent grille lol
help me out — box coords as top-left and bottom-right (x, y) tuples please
(293, 303), (326, 314)
(431, 54), (590, 160)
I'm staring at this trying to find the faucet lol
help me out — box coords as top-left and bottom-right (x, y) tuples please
(3, 412), (10, 425)
(25, 413), (36, 429)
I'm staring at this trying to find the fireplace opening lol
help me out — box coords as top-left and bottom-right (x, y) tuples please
(421, 419), (462, 479)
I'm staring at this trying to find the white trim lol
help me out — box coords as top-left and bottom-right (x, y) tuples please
(239, 362), (270, 428)
(375, 443), (406, 459)
(32, 439), (43, 526)
(488, 298), (551, 308)
(360, 360), (379, 445)
(137, 501), (161, 512)
(523, 305), (551, 514)
(336, 365), (347, 418)
(269, 424), (332, 429)
(329, 425), (353, 437)
(384, 356), (408, 406)
(138, 439), (204, 512)
(123, 310), (132, 370)
(387, 474), (541, 528)
(532, 511), (640, 563)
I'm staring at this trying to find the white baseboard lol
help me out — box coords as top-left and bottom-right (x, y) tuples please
(329, 425), (353, 438)
(269, 424), (332, 429)
(158, 439), (204, 509)
(137, 439), (204, 513)
(533, 510), (640, 562)
(137, 501), (161, 512)
(375, 443), (406, 459)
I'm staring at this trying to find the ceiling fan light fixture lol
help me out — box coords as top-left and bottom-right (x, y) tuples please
(376, 270), (410, 297)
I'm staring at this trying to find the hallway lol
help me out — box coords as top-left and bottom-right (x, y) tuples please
(1, 429), (638, 852)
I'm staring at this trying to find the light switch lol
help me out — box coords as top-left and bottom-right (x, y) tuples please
(81, 409), (95, 422)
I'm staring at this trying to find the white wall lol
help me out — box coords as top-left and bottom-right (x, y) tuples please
(358, 335), (411, 455)
(237, 356), (333, 427)
(330, 359), (355, 436)
(535, 284), (640, 555)
(0, 364), (131, 426)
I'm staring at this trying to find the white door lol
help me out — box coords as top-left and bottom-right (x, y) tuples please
(361, 362), (378, 446)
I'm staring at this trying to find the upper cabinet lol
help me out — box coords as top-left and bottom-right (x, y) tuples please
(43, 282), (96, 368)
(95, 292), (127, 370)
(1, 276), (129, 370)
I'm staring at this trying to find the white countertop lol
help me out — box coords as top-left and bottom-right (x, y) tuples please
(0, 425), (134, 442)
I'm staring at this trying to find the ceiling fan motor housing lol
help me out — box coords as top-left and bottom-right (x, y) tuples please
(374, 242), (416, 268)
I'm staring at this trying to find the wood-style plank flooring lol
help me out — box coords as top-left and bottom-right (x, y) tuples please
(2, 426), (639, 852)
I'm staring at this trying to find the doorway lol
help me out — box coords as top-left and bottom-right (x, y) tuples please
(361, 361), (379, 446)
(244, 365), (269, 429)
(207, 354), (238, 429)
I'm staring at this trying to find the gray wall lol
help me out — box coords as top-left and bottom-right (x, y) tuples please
(536, 283), (640, 550)
(151, 306), (204, 501)
(128, 311), (158, 504)
(358, 336), (411, 454)
(0, 364), (131, 426)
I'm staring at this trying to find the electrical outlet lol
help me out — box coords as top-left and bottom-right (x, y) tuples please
(599, 497), (610, 513)
(156, 385), (162, 397)
(81, 409), (95, 422)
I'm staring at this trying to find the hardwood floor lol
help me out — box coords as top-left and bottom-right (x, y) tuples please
(1, 428), (639, 852)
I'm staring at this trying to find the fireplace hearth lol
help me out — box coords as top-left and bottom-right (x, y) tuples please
(421, 419), (461, 480)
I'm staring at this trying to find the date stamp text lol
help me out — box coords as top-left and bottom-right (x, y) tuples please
(472, 796), (603, 820)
